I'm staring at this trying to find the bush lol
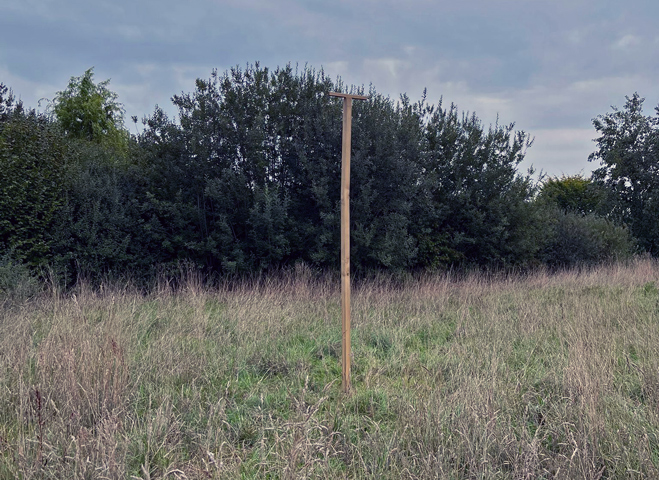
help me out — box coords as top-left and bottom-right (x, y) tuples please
(0, 252), (40, 301)
(0, 104), (67, 267)
(542, 210), (634, 268)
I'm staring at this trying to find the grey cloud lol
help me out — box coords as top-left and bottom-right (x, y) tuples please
(3, 0), (659, 176)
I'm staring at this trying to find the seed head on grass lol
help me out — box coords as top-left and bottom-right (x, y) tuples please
(2, 258), (659, 478)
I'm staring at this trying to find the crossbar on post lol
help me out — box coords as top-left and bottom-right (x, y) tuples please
(329, 92), (368, 394)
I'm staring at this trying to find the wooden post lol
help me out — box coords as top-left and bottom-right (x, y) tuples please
(329, 92), (368, 394)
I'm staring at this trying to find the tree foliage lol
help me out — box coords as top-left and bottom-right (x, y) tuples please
(148, 64), (540, 273)
(540, 209), (633, 268)
(52, 68), (129, 153)
(0, 83), (17, 119)
(414, 100), (539, 268)
(5, 65), (654, 286)
(539, 175), (607, 216)
(0, 99), (67, 266)
(589, 93), (659, 254)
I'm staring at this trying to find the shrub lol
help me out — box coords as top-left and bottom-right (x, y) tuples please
(542, 210), (634, 268)
(0, 252), (40, 301)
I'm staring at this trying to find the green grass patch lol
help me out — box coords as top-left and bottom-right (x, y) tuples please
(3, 260), (659, 477)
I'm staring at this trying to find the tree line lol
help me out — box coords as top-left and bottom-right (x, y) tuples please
(0, 64), (652, 287)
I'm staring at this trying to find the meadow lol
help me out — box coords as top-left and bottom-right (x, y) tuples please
(2, 260), (659, 479)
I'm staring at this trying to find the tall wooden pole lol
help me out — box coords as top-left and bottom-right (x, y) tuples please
(329, 92), (368, 393)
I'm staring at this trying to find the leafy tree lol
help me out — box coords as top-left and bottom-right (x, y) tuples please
(158, 64), (344, 273)
(350, 91), (422, 270)
(248, 185), (292, 269)
(48, 145), (139, 282)
(7, 61), (632, 285)
(414, 99), (540, 268)
(141, 64), (546, 274)
(0, 101), (67, 266)
(589, 93), (659, 254)
(0, 83), (18, 119)
(538, 175), (607, 216)
(136, 106), (214, 272)
(166, 64), (426, 273)
(52, 68), (129, 153)
(536, 174), (632, 267)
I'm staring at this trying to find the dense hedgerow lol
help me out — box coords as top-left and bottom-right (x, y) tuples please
(0, 71), (653, 286)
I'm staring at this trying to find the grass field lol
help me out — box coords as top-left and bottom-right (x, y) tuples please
(2, 260), (659, 479)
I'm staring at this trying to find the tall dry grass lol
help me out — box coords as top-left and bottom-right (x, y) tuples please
(1, 259), (659, 478)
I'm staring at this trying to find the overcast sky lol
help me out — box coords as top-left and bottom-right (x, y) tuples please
(2, 0), (658, 177)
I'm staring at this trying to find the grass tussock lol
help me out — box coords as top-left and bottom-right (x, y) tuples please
(2, 259), (659, 478)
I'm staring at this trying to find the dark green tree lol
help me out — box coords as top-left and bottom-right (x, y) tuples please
(44, 73), (152, 284)
(142, 64), (551, 274)
(540, 209), (633, 268)
(0, 98), (67, 266)
(28, 61), (621, 283)
(535, 175), (633, 267)
(0, 83), (17, 119)
(166, 64), (427, 273)
(158, 64), (344, 273)
(589, 93), (659, 254)
(414, 99), (540, 268)
(47, 143), (150, 283)
(350, 91), (422, 270)
(136, 106), (213, 272)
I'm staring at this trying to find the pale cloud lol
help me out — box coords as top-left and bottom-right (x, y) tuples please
(115, 24), (144, 42)
(518, 128), (597, 178)
(614, 34), (642, 50)
(565, 28), (586, 45)
(3, 0), (659, 176)
(362, 58), (408, 81)
(568, 75), (652, 98)
(0, 66), (59, 110)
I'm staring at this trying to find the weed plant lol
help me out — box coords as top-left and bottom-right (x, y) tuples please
(2, 260), (659, 478)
